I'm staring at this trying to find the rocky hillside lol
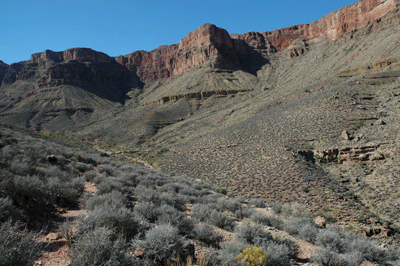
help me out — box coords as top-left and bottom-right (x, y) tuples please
(1, 0), (400, 241)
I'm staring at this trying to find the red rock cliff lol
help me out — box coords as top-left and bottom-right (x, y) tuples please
(116, 24), (240, 82)
(30, 48), (114, 67)
(234, 0), (399, 51)
(118, 0), (399, 83)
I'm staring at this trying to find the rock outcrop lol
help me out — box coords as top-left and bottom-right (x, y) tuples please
(0, 61), (8, 83)
(143, 88), (253, 106)
(2, 0), (397, 87)
(116, 24), (242, 83)
(313, 144), (385, 164)
(114, 0), (399, 83)
(234, 0), (399, 51)
(30, 48), (114, 66)
(115, 44), (179, 83)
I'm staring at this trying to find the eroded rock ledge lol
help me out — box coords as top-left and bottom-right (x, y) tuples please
(142, 89), (253, 106)
(297, 143), (385, 164)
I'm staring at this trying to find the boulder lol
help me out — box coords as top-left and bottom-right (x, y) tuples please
(315, 216), (327, 228)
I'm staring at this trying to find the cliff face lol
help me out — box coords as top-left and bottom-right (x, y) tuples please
(24, 48), (133, 91)
(115, 24), (241, 83)
(30, 48), (114, 66)
(115, 45), (179, 83)
(114, 0), (399, 83)
(235, 0), (399, 51)
(1, 0), (399, 94)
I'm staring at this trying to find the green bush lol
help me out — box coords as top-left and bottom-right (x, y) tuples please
(0, 197), (21, 222)
(315, 226), (346, 253)
(77, 203), (139, 240)
(192, 223), (222, 247)
(262, 241), (291, 266)
(220, 241), (250, 266)
(70, 227), (132, 266)
(84, 190), (127, 211)
(284, 217), (315, 237)
(250, 212), (283, 229)
(248, 198), (266, 208)
(209, 210), (235, 231)
(312, 248), (344, 266)
(141, 224), (184, 264)
(235, 222), (272, 245)
(0, 220), (42, 266)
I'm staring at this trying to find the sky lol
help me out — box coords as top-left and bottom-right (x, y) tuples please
(0, 0), (358, 65)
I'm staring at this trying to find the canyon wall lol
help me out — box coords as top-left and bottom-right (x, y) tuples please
(3, 0), (398, 87)
(119, 0), (399, 83)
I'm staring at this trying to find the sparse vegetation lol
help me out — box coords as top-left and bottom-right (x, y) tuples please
(0, 220), (42, 266)
(1, 128), (399, 266)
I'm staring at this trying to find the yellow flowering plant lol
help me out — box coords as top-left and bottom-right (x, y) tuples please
(236, 246), (270, 266)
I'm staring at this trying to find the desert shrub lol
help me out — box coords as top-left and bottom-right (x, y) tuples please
(214, 198), (242, 213)
(92, 174), (107, 185)
(235, 206), (255, 219)
(0, 197), (21, 222)
(215, 187), (228, 195)
(315, 228), (346, 253)
(84, 190), (127, 211)
(208, 210), (235, 231)
(342, 251), (365, 266)
(192, 223), (222, 248)
(134, 201), (159, 223)
(286, 203), (313, 219)
(386, 244), (400, 261)
(96, 178), (124, 195)
(236, 246), (270, 266)
(270, 202), (313, 220)
(273, 238), (299, 260)
(74, 153), (97, 166)
(73, 162), (93, 173)
(269, 201), (283, 215)
(155, 204), (191, 234)
(0, 220), (42, 266)
(220, 241), (250, 266)
(70, 227), (132, 266)
(178, 183), (208, 198)
(46, 176), (84, 206)
(199, 193), (221, 204)
(263, 242), (291, 266)
(284, 217), (315, 237)
(96, 164), (115, 176)
(345, 231), (387, 263)
(248, 198), (266, 208)
(312, 248), (344, 266)
(250, 212), (283, 229)
(9, 155), (36, 176)
(135, 185), (157, 202)
(59, 218), (74, 246)
(3, 175), (47, 215)
(158, 191), (187, 211)
(77, 203), (139, 240)
(235, 223), (272, 245)
(191, 203), (212, 221)
(37, 164), (70, 179)
(141, 224), (184, 264)
(297, 222), (319, 243)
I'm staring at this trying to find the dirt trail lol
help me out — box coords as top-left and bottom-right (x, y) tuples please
(34, 182), (96, 266)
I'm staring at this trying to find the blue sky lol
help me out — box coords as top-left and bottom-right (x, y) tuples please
(1, 0), (357, 64)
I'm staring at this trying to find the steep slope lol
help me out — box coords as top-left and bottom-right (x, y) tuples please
(1, 0), (400, 240)
(0, 48), (142, 130)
